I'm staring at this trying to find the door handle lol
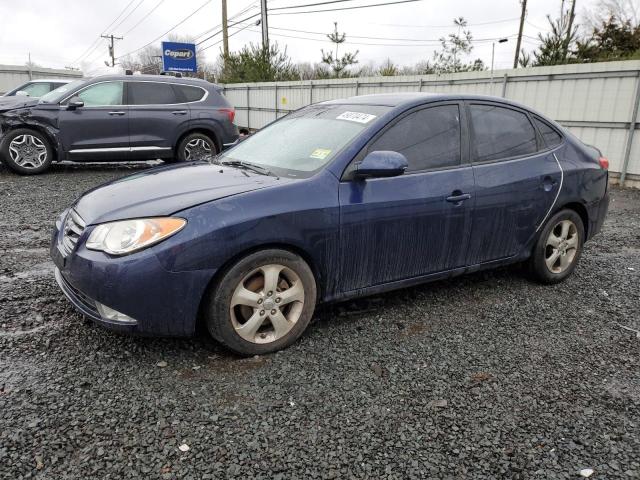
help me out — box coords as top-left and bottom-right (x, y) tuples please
(446, 192), (472, 204)
(171, 110), (188, 115)
(108, 111), (126, 116)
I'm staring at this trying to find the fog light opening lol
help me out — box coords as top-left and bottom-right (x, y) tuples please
(95, 302), (138, 325)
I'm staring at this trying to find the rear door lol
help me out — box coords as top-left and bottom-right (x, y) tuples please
(466, 102), (562, 264)
(57, 80), (129, 160)
(339, 102), (475, 291)
(126, 81), (190, 159)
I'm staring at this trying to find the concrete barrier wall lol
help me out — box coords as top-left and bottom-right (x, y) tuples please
(0, 64), (83, 95)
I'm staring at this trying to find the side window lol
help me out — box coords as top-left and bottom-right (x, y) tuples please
(470, 104), (537, 162)
(533, 116), (563, 148)
(175, 85), (206, 102)
(368, 105), (461, 172)
(76, 81), (123, 106)
(128, 82), (178, 105)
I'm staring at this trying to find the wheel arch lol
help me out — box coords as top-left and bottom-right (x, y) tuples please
(195, 242), (323, 331)
(558, 201), (589, 239)
(1, 124), (60, 161)
(175, 127), (222, 155)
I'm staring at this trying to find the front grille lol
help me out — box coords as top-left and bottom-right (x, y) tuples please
(61, 209), (85, 256)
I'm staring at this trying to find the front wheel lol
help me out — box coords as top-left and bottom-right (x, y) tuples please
(0, 128), (53, 174)
(175, 132), (217, 162)
(529, 209), (585, 284)
(205, 249), (317, 356)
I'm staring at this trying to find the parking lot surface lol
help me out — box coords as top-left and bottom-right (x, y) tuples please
(1, 162), (639, 479)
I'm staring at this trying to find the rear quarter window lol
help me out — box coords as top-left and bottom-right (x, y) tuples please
(175, 85), (206, 102)
(533, 116), (563, 148)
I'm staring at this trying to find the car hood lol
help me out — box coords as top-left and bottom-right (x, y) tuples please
(0, 96), (38, 112)
(74, 162), (289, 225)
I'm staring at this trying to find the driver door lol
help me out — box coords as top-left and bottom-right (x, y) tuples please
(57, 80), (130, 161)
(338, 103), (475, 292)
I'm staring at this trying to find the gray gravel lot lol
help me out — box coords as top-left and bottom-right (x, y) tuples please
(1, 161), (639, 479)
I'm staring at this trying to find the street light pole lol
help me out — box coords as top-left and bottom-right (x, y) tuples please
(490, 38), (509, 95)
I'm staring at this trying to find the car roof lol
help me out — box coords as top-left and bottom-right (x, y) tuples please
(27, 78), (73, 83)
(321, 92), (533, 111)
(87, 74), (218, 88)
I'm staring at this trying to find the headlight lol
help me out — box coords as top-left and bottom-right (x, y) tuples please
(86, 217), (186, 255)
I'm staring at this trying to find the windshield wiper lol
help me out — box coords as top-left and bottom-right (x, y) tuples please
(219, 159), (273, 177)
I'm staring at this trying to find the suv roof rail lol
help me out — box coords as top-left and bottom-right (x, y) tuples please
(125, 69), (133, 75)
(159, 71), (183, 78)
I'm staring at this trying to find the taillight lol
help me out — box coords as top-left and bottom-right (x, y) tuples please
(598, 157), (609, 169)
(218, 108), (235, 123)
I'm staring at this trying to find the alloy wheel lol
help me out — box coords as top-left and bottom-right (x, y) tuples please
(184, 138), (213, 161)
(545, 219), (579, 274)
(230, 264), (305, 344)
(8, 134), (48, 169)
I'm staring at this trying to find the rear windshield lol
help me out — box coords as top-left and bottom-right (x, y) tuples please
(219, 104), (391, 178)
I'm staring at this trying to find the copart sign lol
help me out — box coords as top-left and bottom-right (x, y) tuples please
(162, 41), (197, 73)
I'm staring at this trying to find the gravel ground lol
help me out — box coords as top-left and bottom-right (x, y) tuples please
(1, 162), (639, 479)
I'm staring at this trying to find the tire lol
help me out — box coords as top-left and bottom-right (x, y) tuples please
(529, 209), (585, 284)
(0, 128), (53, 175)
(175, 132), (218, 162)
(205, 249), (317, 356)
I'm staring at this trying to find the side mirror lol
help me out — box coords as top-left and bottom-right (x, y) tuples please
(15, 90), (29, 97)
(353, 151), (408, 179)
(67, 96), (84, 110)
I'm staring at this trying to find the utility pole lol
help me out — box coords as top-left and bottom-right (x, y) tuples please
(513, 0), (527, 68)
(101, 34), (123, 67)
(563, 0), (577, 60)
(260, 0), (269, 49)
(222, 0), (229, 59)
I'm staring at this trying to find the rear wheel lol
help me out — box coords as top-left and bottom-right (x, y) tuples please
(530, 209), (584, 284)
(205, 249), (317, 356)
(175, 132), (217, 163)
(0, 128), (52, 174)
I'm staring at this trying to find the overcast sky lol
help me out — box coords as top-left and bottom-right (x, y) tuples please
(0, 0), (609, 75)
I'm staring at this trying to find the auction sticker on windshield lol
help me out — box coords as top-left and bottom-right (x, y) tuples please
(310, 148), (332, 160)
(336, 111), (377, 124)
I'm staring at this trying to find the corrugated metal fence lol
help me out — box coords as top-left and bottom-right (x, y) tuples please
(222, 60), (640, 185)
(0, 64), (83, 95)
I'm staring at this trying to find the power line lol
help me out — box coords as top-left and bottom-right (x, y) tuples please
(193, 2), (257, 42)
(200, 20), (261, 52)
(196, 12), (262, 46)
(269, 25), (518, 43)
(268, 0), (424, 16)
(370, 17), (521, 28)
(72, 0), (138, 64)
(116, 0), (213, 59)
(268, 0), (360, 11)
(111, 0), (146, 33)
(245, 27), (517, 47)
(123, 0), (166, 35)
(268, 25), (505, 43)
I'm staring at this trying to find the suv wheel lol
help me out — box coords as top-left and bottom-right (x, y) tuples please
(205, 249), (317, 356)
(176, 132), (217, 162)
(0, 129), (53, 174)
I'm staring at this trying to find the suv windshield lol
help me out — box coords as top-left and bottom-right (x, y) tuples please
(39, 79), (87, 103)
(218, 104), (391, 178)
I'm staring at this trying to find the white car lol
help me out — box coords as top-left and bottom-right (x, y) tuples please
(3, 79), (72, 98)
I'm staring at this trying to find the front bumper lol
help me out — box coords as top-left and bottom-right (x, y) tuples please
(50, 219), (216, 337)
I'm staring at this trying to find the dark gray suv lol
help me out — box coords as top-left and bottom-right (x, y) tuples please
(0, 74), (239, 174)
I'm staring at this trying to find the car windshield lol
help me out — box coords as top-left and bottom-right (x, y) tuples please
(39, 79), (87, 103)
(218, 104), (391, 178)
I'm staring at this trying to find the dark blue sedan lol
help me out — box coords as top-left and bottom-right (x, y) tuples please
(51, 93), (610, 355)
